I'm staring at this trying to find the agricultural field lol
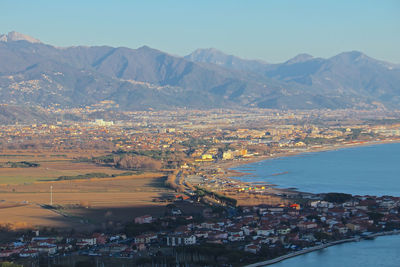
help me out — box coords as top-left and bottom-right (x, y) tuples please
(0, 151), (128, 184)
(0, 151), (175, 231)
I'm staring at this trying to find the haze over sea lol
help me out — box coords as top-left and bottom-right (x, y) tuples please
(233, 142), (400, 196)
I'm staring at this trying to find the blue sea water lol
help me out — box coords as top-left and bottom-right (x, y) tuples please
(272, 234), (400, 267)
(232, 143), (400, 266)
(232, 143), (400, 196)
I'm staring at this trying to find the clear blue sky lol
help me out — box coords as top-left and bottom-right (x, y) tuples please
(1, 0), (399, 63)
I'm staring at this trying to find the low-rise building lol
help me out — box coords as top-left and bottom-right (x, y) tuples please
(166, 234), (196, 246)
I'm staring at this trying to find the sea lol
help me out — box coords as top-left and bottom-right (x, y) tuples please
(232, 142), (400, 196)
(231, 142), (400, 266)
(271, 234), (400, 267)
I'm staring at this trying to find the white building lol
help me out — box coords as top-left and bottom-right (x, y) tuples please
(166, 234), (196, 246)
(256, 227), (275, 236)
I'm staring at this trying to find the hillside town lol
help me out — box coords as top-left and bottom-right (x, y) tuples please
(1, 193), (400, 266)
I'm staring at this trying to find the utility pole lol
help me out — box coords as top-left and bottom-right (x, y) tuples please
(50, 185), (53, 206)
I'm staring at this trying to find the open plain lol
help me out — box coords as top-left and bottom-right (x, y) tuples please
(0, 151), (173, 231)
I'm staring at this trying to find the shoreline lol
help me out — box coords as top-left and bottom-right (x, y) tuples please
(219, 140), (400, 266)
(207, 139), (400, 197)
(222, 138), (400, 176)
(244, 230), (400, 267)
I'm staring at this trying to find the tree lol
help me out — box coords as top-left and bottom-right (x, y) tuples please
(115, 155), (162, 170)
(323, 193), (352, 203)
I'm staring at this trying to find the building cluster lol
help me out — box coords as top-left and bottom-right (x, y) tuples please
(1, 195), (399, 261)
(2, 109), (400, 158)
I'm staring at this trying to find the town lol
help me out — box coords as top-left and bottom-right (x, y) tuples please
(1, 108), (400, 266)
(1, 193), (400, 266)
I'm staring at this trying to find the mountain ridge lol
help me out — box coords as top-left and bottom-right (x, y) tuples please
(0, 31), (399, 111)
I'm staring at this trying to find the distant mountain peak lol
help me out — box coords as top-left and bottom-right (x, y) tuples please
(185, 48), (268, 68)
(332, 51), (368, 61)
(137, 45), (152, 50)
(0, 31), (42, 43)
(0, 38), (399, 111)
(285, 53), (314, 64)
(188, 48), (229, 59)
(192, 47), (224, 54)
(136, 45), (163, 54)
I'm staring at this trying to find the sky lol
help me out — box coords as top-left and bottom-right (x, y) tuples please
(1, 0), (399, 63)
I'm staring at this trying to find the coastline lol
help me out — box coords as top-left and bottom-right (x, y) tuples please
(244, 230), (400, 267)
(198, 138), (400, 200)
(218, 138), (400, 179)
(217, 140), (400, 266)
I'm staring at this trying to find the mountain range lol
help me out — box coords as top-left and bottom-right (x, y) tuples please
(0, 31), (399, 112)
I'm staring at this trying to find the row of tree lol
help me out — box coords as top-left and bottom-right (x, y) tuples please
(164, 170), (185, 192)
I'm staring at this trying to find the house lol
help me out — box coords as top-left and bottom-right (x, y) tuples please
(301, 233), (316, 242)
(242, 226), (252, 236)
(334, 224), (348, 234)
(57, 244), (73, 252)
(171, 208), (182, 215)
(200, 222), (215, 229)
(298, 221), (318, 230)
(76, 237), (96, 247)
(19, 250), (39, 258)
(134, 233), (158, 244)
(264, 236), (280, 244)
(310, 201), (334, 208)
(0, 249), (20, 258)
(257, 226), (274, 236)
(93, 233), (107, 244)
(228, 234), (245, 242)
(32, 244), (57, 254)
(277, 227), (291, 235)
(134, 215), (153, 224)
(166, 234), (196, 246)
(227, 228), (243, 236)
(346, 223), (361, 231)
(135, 243), (146, 251)
(208, 231), (228, 240)
(120, 247), (134, 258)
(99, 244), (128, 254)
(244, 244), (261, 254)
(194, 230), (208, 238)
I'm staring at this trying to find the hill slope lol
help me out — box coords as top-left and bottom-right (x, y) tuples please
(0, 32), (399, 111)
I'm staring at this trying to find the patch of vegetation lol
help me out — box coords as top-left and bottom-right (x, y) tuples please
(181, 138), (213, 148)
(0, 154), (31, 157)
(367, 211), (384, 223)
(314, 231), (334, 241)
(1, 263), (23, 267)
(50, 154), (67, 157)
(55, 171), (139, 181)
(56, 172), (110, 180)
(93, 152), (163, 171)
(124, 222), (159, 237)
(111, 171), (142, 177)
(113, 149), (169, 160)
(302, 137), (335, 145)
(0, 161), (40, 168)
(346, 128), (362, 140)
(196, 186), (237, 207)
(72, 157), (94, 163)
(323, 192), (353, 203)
